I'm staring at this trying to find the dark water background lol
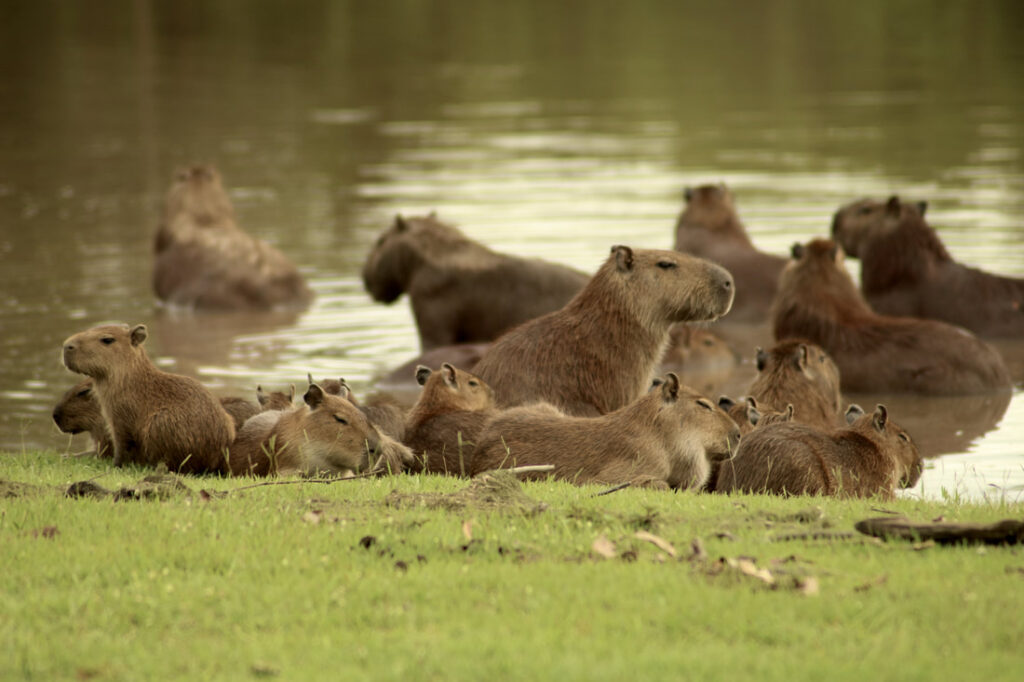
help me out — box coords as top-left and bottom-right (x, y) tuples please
(1, 0), (1022, 500)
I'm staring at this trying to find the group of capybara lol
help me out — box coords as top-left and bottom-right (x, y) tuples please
(53, 167), (1024, 499)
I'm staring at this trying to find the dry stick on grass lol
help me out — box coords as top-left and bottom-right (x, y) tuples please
(593, 482), (632, 497)
(225, 465), (557, 494)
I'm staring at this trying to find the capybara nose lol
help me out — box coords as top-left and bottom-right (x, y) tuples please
(366, 436), (381, 454)
(830, 212), (840, 237)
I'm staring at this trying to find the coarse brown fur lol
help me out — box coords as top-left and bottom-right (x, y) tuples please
(402, 363), (497, 475)
(748, 340), (842, 429)
(659, 324), (738, 375)
(61, 324), (235, 473)
(832, 196), (1024, 337)
(473, 245), (735, 416)
(706, 398), (793, 492)
(256, 384), (295, 411)
(52, 379), (114, 458)
(715, 404), (922, 498)
(472, 373), (742, 489)
(673, 183), (787, 322)
(153, 165), (313, 311)
(310, 375), (408, 441)
(218, 396), (261, 430)
(772, 239), (1011, 395)
(376, 343), (490, 388)
(362, 213), (590, 350)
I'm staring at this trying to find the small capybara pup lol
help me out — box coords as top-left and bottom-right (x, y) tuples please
(362, 213), (589, 350)
(772, 239), (1011, 395)
(715, 404), (923, 497)
(402, 363), (497, 476)
(218, 396), (260, 430)
(309, 375), (407, 441)
(473, 245), (735, 416)
(673, 183), (787, 322)
(747, 340), (842, 429)
(52, 379), (113, 458)
(153, 165), (313, 311)
(229, 383), (414, 477)
(472, 373), (742, 489)
(832, 195), (1024, 337)
(376, 342), (490, 388)
(61, 323), (235, 473)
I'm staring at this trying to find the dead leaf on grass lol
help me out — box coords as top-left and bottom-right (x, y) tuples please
(302, 510), (323, 525)
(250, 662), (280, 677)
(634, 530), (677, 558)
(688, 537), (707, 562)
(913, 540), (936, 551)
(592, 535), (617, 559)
(714, 531), (736, 541)
(795, 576), (820, 596)
(30, 526), (59, 539)
(462, 520), (474, 541)
(734, 558), (775, 585)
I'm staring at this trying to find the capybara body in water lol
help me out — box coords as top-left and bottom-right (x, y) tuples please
(715, 404), (922, 497)
(472, 373), (741, 489)
(362, 214), (590, 350)
(748, 340), (842, 429)
(832, 196), (1024, 337)
(52, 379), (113, 458)
(772, 239), (1011, 395)
(153, 165), (313, 311)
(61, 324), (235, 473)
(402, 363), (497, 475)
(229, 383), (413, 477)
(673, 184), (787, 322)
(473, 245), (735, 416)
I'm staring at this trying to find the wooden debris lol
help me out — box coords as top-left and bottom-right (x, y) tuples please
(854, 516), (1024, 546)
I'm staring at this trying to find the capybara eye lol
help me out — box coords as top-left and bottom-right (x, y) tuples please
(76, 388), (91, 398)
(656, 261), (678, 270)
(898, 433), (910, 442)
(468, 380), (479, 387)
(697, 399), (713, 411)
(334, 415), (349, 425)
(702, 338), (715, 347)
(100, 337), (115, 345)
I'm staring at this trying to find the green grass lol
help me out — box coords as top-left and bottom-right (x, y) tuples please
(2, 451), (1023, 681)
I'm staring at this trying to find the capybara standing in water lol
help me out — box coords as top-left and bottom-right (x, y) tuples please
(472, 373), (741, 489)
(52, 379), (113, 458)
(832, 195), (1024, 337)
(772, 239), (1011, 395)
(402, 363), (497, 476)
(747, 340), (842, 429)
(362, 213), (589, 350)
(153, 165), (313, 311)
(673, 183), (787, 322)
(61, 324), (235, 473)
(473, 245), (735, 416)
(715, 404), (923, 498)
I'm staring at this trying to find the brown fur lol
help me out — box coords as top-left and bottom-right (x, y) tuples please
(473, 245), (735, 416)
(52, 379), (114, 458)
(61, 324), (235, 473)
(362, 214), (590, 350)
(309, 375), (408, 441)
(376, 343), (490, 388)
(153, 165), (313, 311)
(832, 196), (1024, 337)
(716, 404), (922, 498)
(659, 324), (738, 375)
(748, 340), (842, 429)
(772, 239), (1011, 395)
(256, 384), (295, 411)
(218, 396), (260, 430)
(673, 183), (787, 322)
(706, 397), (793, 492)
(472, 373), (742, 489)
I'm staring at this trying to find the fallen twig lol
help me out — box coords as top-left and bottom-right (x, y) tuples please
(593, 482), (632, 497)
(228, 471), (380, 493)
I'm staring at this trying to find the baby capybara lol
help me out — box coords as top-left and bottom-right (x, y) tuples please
(52, 379), (113, 458)
(748, 340), (842, 429)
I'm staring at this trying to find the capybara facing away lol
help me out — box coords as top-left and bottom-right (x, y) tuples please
(715, 404), (923, 498)
(748, 340), (842, 429)
(61, 324), (235, 473)
(52, 379), (113, 458)
(473, 245), (735, 416)
(832, 195), (1024, 337)
(362, 213), (589, 350)
(673, 183), (787, 322)
(472, 373), (741, 489)
(153, 165), (313, 311)
(772, 239), (1011, 395)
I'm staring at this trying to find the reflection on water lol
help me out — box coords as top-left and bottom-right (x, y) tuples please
(1, 1), (1023, 500)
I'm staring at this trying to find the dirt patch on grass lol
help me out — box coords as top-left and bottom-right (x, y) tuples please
(0, 479), (55, 498)
(385, 471), (547, 513)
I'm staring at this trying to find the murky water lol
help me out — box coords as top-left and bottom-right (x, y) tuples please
(1, 1), (1022, 500)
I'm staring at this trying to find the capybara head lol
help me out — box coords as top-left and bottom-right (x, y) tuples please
(164, 165), (235, 229)
(256, 384), (295, 411)
(289, 383), (385, 474)
(844, 403), (923, 489)
(776, 239), (861, 317)
(755, 339), (841, 413)
(362, 213), (468, 303)
(679, 183), (737, 231)
(659, 373), (742, 462)
(412, 362), (495, 414)
(62, 323), (149, 380)
(830, 195), (928, 258)
(663, 324), (738, 372)
(718, 395), (761, 434)
(52, 379), (103, 435)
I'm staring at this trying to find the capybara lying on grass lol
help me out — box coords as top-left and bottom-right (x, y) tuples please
(748, 340), (842, 429)
(309, 375), (408, 441)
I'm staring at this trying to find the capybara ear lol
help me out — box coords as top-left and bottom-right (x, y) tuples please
(885, 196), (901, 216)
(288, 384), (296, 401)
(256, 385), (268, 405)
(611, 245), (634, 272)
(129, 324), (148, 347)
(660, 373), (680, 403)
(415, 365), (432, 386)
(830, 242), (842, 262)
(649, 377), (664, 391)
(717, 395), (736, 410)
(872, 404), (888, 432)
(755, 347), (767, 371)
(845, 403), (865, 424)
(745, 396), (758, 408)
(394, 214), (409, 232)
(304, 383), (325, 409)
(783, 404), (795, 421)
(793, 344), (809, 370)
(307, 372), (315, 387)
(336, 381), (351, 401)
(441, 362), (458, 388)
(790, 243), (804, 260)
(916, 201), (928, 217)
(683, 186), (693, 202)
(746, 401), (761, 426)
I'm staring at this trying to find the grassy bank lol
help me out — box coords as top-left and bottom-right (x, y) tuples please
(2, 450), (1022, 681)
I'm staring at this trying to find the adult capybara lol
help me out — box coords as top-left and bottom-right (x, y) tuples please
(403, 363), (497, 475)
(256, 384), (295, 411)
(52, 379), (113, 458)
(61, 324), (235, 473)
(153, 165), (313, 311)
(362, 213), (589, 350)
(715, 404), (922, 497)
(832, 195), (1024, 337)
(472, 373), (742, 489)
(673, 183), (787, 322)
(229, 383), (414, 477)
(473, 245), (735, 416)
(772, 239), (1011, 395)
(747, 340), (842, 429)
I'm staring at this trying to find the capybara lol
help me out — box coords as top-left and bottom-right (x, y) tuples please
(472, 373), (742, 489)
(153, 165), (313, 311)
(673, 183), (787, 322)
(218, 396), (261, 430)
(362, 213), (589, 350)
(473, 245), (735, 416)
(659, 324), (738, 375)
(52, 379), (113, 458)
(402, 363), (497, 475)
(772, 239), (1011, 395)
(256, 384), (295, 411)
(706, 397), (793, 492)
(229, 383), (414, 477)
(61, 323), (235, 473)
(376, 342), (490, 388)
(832, 195), (1024, 337)
(309, 374), (407, 441)
(715, 404), (922, 497)
(748, 340), (842, 429)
